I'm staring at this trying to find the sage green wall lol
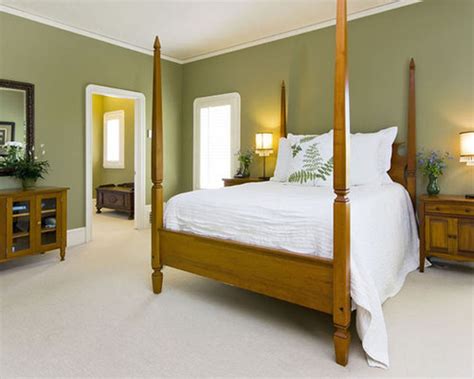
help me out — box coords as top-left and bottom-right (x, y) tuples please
(182, 0), (474, 195)
(0, 89), (25, 144)
(0, 12), (183, 229)
(92, 95), (135, 194)
(0, 0), (472, 229)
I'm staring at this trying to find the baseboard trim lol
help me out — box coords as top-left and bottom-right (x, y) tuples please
(68, 227), (86, 247)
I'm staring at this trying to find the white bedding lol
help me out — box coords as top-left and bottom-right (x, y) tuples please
(164, 182), (419, 368)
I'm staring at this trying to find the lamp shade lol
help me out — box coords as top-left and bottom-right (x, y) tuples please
(255, 133), (273, 157)
(460, 131), (474, 165)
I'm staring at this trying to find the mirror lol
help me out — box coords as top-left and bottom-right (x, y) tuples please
(0, 79), (34, 176)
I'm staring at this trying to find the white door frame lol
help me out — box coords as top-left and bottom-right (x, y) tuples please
(193, 92), (241, 190)
(85, 84), (147, 242)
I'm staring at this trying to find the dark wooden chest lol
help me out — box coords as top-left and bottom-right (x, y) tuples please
(96, 183), (134, 219)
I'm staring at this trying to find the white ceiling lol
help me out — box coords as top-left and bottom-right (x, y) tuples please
(0, 0), (421, 63)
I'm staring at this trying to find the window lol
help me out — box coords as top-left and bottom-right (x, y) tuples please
(193, 93), (240, 189)
(103, 110), (125, 169)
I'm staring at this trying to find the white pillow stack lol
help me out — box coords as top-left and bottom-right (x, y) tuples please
(270, 126), (398, 186)
(351, 127), (397, 185)
(286, 131), (334, 186)
(271, 133), (318, 182)
(271, 137), (292, 182)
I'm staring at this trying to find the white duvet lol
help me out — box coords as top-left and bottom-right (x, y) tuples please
(164, 181), (419, 368)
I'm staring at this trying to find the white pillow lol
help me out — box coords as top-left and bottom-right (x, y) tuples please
(284, 127), (397, 186)
(286, 131), (334, 186)
(271, 134), (320, 182)
(351, 126), (397, 185)
(271, 137), (292, 182)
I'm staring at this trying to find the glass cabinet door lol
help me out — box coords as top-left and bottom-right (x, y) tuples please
(7, 196), (35, 257)
(37, 194), (61, 249)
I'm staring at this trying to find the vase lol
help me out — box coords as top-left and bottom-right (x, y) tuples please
(427, 175), (440, 196)
(241, 165), (250, 178)
(21, 178), (36, 190)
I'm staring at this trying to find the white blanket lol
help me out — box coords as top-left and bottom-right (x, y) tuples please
(164, 182), (419, 368)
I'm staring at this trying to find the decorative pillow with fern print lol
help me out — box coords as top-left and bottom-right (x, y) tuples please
(286, 131), (334, 186)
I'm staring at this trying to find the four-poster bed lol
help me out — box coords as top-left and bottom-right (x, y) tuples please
(151, 0), (417, 366)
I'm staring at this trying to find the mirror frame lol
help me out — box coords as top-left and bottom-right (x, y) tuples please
(0, 79), (35, 176)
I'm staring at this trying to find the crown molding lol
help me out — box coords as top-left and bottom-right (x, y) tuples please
(0, 4), (183, 64)
(180, 0), (422, 63)
(1, 0), (421, 65)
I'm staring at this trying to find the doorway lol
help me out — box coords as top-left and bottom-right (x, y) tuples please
(85, 85), (147, 242)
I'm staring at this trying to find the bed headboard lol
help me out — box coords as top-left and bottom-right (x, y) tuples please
(278, 59), (417, 206)
(388, 59), (416, 206)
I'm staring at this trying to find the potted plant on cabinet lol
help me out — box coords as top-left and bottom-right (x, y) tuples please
(234, 149), (254, 178)
(0, 142), (49, 190)
(417, 149), (451, 195)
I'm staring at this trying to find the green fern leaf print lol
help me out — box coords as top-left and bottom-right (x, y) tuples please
(288, 143), (334, 184)
(291, 144), (303, 158)
(299, 135), (317, 144)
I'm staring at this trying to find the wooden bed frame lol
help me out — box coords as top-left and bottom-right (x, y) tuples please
(150, 0), (416, 366)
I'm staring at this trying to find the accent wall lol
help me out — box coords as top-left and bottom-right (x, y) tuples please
(181, 0), (474, 195)
(0, 12), (183, 229)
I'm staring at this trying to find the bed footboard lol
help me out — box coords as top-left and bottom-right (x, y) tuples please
(160, 229), (334, 314)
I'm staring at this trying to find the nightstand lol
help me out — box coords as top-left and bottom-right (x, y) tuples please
(222, 177), (269, 187)
(419, 195), (474, 272)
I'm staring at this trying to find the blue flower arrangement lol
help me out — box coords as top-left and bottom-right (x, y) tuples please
(417, 149), (451, 195)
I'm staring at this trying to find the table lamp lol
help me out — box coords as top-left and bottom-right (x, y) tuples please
(459, 131), (474, 198)
(255, 132), (273, 179)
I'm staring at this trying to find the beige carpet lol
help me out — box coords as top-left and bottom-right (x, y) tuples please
(0, 211), (472, 378)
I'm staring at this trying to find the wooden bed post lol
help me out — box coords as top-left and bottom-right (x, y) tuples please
(332, 0), (351, 366)
(280, 81), (287, 138)
(407, 59), (416, 206)
(151, 36), (164, 294)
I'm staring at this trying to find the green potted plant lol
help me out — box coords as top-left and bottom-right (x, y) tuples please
(234, 149), (254, 178)
(0, 142), (49, 190)
(417, 149), (451, 195)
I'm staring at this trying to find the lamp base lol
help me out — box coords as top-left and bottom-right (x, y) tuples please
(466, 194), (474, 199)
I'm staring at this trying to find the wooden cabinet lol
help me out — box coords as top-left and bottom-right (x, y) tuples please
(0, 187), (68, 263)
(419, 195), (474, 271)
(222, 177), (269, 187)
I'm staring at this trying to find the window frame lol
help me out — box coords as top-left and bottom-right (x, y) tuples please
(193, 93), (241, 190)
(103, 109), (125, 169)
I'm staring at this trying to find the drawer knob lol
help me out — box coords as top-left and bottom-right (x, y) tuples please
(435, 207), (440, 211)
(466, 209), (471, 213)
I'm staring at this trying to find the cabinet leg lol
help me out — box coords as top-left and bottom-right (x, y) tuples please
(128, 212), (134, 220)
(96, 207), (102, 214)
(60, 247), (66, 261)
(419, 251), (425, 272)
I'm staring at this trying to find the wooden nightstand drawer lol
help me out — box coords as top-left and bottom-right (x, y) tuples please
(425, 203), (474, 217)
(419, 195), (474, 271)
